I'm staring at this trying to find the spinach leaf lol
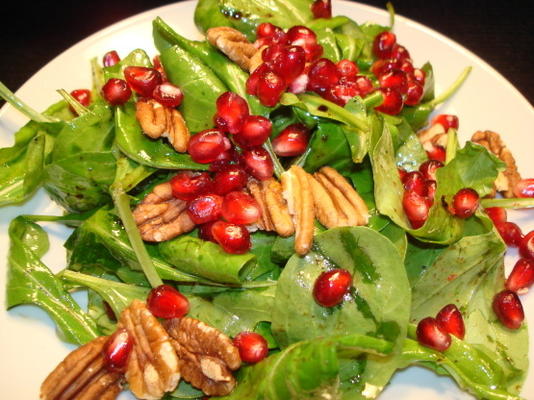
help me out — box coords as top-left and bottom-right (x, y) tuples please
(6, 217), (99, 345)
(194, 0), (232, 34)
(314, 27), (341, 62)
(302, 121), (353, 172)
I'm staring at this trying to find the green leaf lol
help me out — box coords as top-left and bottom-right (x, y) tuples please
(194, 0), (232, 34)
(103, 49), (152, 81)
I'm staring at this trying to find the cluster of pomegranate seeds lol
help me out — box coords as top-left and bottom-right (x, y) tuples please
(311, 0), (332, 19)
(272, 123), (310, 157)
(233, 332), (269, 364)
(449, 188), (480, 219)
(416, 303), (465, 352)
(147, 284), (190, 319)
(104, 328), (134, 372)
(313, 268), (353, 307)
(371, 31), (427, 115)
(69, 89), (92, 114)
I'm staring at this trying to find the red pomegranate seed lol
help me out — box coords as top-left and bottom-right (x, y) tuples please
(222, 191), (261, 225)
(233, 332), (268, 364)
(286, 26), (322, 62)
(419, 160), (443, 181)
(103, 50), (120, 68)
(432, 114), (459, 131)
(256, 23), (288, 46)
(402, 171), (427, 196)
(70, 89), (91, 109)
(188, 129), (231, 164)
(373, 31), (397, 59)
(272, 123), (309, 157)
(257, 71), (286, 107)
(187, 194), (224, 224)
(496, 221), (523, 247)
(484, 207), (507, 225)
(247, 63), (271, 96)
(326, 81), (360, 106)
(426, 180), (437, 203)
(379, 69), (408, 94)
(514, 178), (534, 198)
(199, 221), (218, 243)
(307, 58), (340, 93)
(371, 59), (396, 78)
(390, 44), (411, 62)
(213, 165), (248, 195)
(147, 284), (189, 319)
(288, 70), (310, 94)
(104, 328), (134, 372)
(399, 60), (415, 75)
(398, 168), (408, 181)
(170, 171), (213, 201)
(403, 190), (430, 229)
(234, 115), (273, 149)
(214, 92), (249, 134)
(211, 221), (251, 254)
(416, 317), (451, 352)
(313, 269), (353, 307)
(426, 145), (446, 163)
(355, 75), (374, 97)
(123, 66), (162, 97)
(152, 55), (168, 82)
(520, 231), (534, 260)
(311, 0), (331, 18)
(152, 82), (183, 108)
(493, 290), (524, 330)
(262, 44), (285, 63)
(376, 88), (403, 115)
(404, 80), (424, 106)
(436, 304), (465, 339)
(336, 59), (358, 78)
(413, 68), (426, 85)
(269, 46), (306, 85)
(241, 147), (274, 180)
(257, 22), (281, 39)
(102, 78), (132, 106)
(450, 188), (479, 219)
(506, 258), (534, 292)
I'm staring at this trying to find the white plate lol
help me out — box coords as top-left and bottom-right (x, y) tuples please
(0, 1), (533, 399)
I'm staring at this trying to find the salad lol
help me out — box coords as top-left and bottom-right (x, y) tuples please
(1, 0), (534, 399)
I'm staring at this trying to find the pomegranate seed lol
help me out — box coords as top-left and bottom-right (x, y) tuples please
(450, 188), (479, 219)
(403, 190), (430, 229)
(170, 171), (213, 201)
(102, 78), (132, 106)
(413, 68), (426, 85)
(371, 59), (396, 78)
(152, 82), (183, 108)
(247, 63), (271, 96)
(436, 304), (465, 339)
(313, 269), (353, 307)
(520, 231), (534, 260)
(152, 55), (168, 82)
(286, 26), (322, 62)
(398, 168), (408, 181)
(188, 129), (231, 164)
(379, 69), (408, 94)
(426, 145), (446, 163)
(375, 88), (403, 115)
(103, 301), (117, 321)
(256, 23), (288, 46)
(103, 50), (120, 68)
(123, 66), (162, 97)
(70, 89), (91, 110)
(426, 180), (437, 203)
(496, 222), (523, 247)
(234, 115), (272, 149)
(256, 71), (286, 107)
(493, 290), (524, 330)
(484, 207), (507, 225)
(390, 44), (411, 62)
(269, 46), (306, 85)
(506, 258), (534, 292)
(402, 171), (427, 196)
(213, 165), (248, 195)
(355, 76), (374, 97)
(257, 22), (282, 39)
(311, 0), (332, 18)
(404, 80), (424, 106)
(336, 59), (358, 78)
(233, 332), (268, 364)
(211, 221), (251, 254)
(307, 58), (340, 94)
(289, 70), (310, 94)
(199, 221), (218, 243)
(416, 317), (451, 352)
(399, 60), (414, 75)
(262, 44), (285, 63)
(419, 160), (443, 181)
(187, 194), (224, 224)
(214, 92), (249, 134)
(514, 178), (534, 198)
(272, 124), (309, 157)
(222, 191), (261, 225)
(147, 284), (189, 319)
(241, 147), (274, 180)
(432, 114), (459, 131)
(104, 328), (134, 372)
(373, 31), (397, 59)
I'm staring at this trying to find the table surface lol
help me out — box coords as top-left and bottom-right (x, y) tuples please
(1, 0), (533, 106)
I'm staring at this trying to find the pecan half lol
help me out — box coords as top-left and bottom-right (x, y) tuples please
(418, 123), (448, 151)
(165, 317), (241, 397)
(120, 300), (180, 400)
(40, 336), (123, 400)
(136, 99), (190, 153)
(471, 130), (521, 198)
(206, 27), (260, 72)
(133, 182), (195, 242)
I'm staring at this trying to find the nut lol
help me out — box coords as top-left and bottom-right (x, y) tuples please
(471, 130), (521, 198)
(40, 336), (123, 400)
(136, 99), (190, 153)
(120, 300), (181, 400)
(206, 27), (260, 72)
(133, 182), (195, 242)
(418, 123), (448, 151)
(165, 317), (241, 397)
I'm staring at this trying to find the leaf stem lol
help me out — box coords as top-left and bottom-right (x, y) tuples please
(387, 2), (395, 28)
(263, 139), (285, 179)
(0, 81), (59, 123)
(57, 89), (90, 116)
(445, 128), (458, 164)
(480, 197), (534, 209)
(428, 66), (472, 107)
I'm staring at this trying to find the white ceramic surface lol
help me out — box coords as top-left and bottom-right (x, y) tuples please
(0, 1), (532, 399)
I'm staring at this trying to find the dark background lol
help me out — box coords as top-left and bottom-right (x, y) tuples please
(1, 0), (533, 105)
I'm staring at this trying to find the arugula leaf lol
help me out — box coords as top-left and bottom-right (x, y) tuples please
(6, 217), (100, 345)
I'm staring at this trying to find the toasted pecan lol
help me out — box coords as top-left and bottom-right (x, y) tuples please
(206, 27), (260, 72)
